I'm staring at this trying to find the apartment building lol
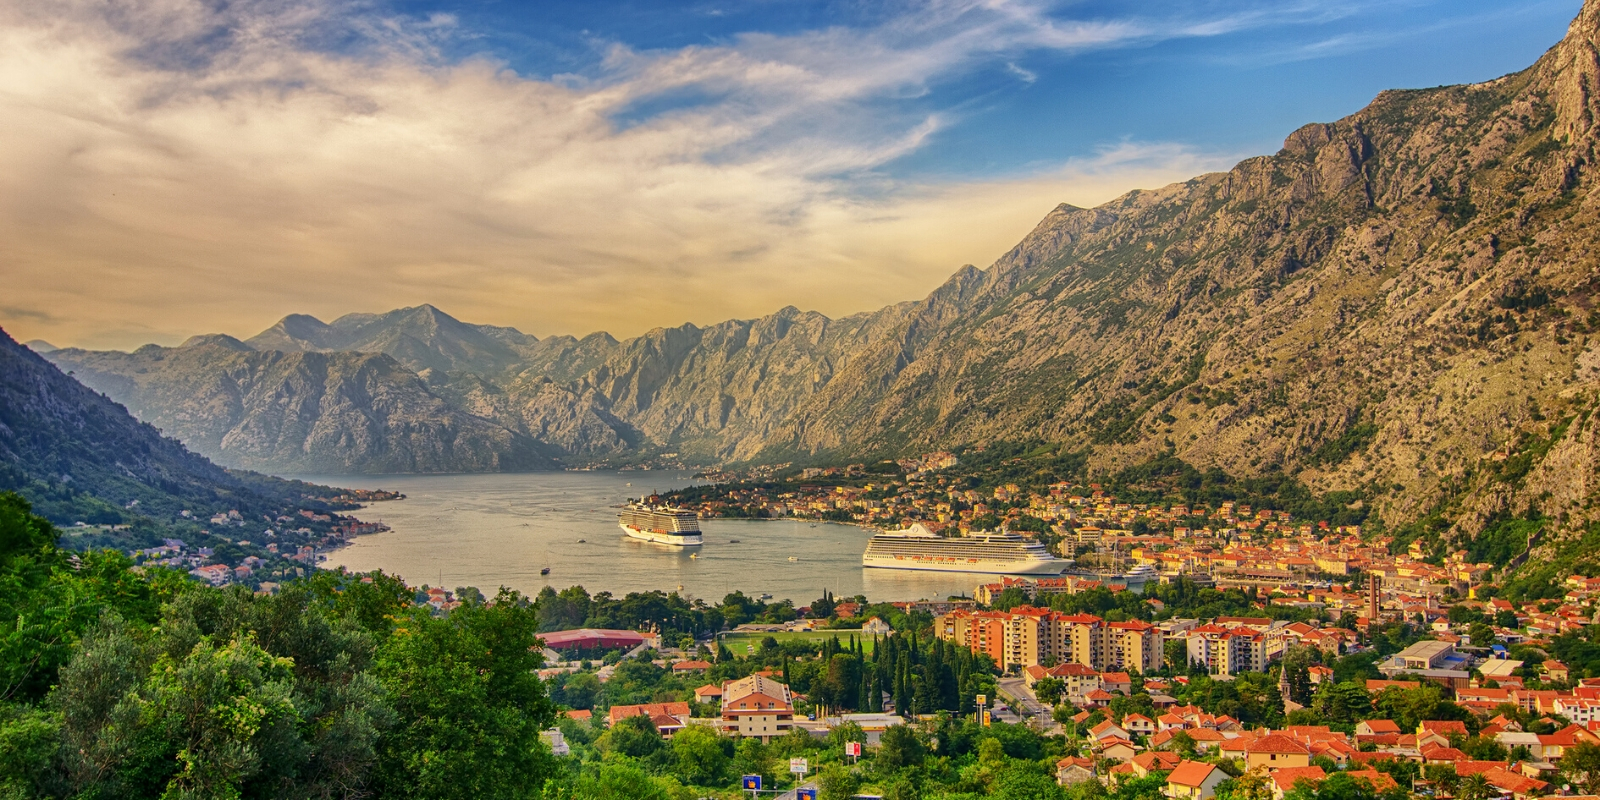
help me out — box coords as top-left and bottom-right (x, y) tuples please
(1104, 620), (1164, 674)
(1186, 624), (1271, 676)
(720, 675), (795, 742)
(935, 607), (1162, 672)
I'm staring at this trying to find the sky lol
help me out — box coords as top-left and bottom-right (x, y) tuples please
(0, 0), (1582, 350)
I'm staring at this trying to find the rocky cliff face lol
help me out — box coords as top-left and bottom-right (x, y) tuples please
(49, 341), (554, 474)
(0, 328), (343, 522)
(42, 1), (1600, 559)
(762, 0), (1600, 545)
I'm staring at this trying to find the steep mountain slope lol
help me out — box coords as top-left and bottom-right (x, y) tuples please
(489, 305), (918, 460)
(0, 327), (350, 524)
(760, 1), (1600, 541)
(48, 340), (554, 474)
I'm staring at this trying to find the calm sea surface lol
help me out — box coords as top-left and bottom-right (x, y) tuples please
(297, 472), (1005, 604)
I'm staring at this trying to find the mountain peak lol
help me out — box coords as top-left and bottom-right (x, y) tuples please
(179, 333), (252, 351)
(1547, 0), (1600, 142)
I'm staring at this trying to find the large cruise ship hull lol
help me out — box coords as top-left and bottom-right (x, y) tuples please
(862, 554), (1065, 575)
(620, 523), (703, 547)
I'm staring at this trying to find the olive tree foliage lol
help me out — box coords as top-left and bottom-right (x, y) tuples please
(52, 583), (394, 800)
(368, 588), (560, 800)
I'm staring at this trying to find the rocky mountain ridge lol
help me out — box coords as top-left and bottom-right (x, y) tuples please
(43, 0), (1600, 563)
(0, 327), (353, 525)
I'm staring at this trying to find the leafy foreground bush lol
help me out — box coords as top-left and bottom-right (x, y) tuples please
(0, 491), (564, 800)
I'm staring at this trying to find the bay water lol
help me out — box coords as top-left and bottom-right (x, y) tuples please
(302, 472), (1004, 604)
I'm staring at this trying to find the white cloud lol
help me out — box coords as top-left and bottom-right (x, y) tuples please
(0, 0), (1252, 349)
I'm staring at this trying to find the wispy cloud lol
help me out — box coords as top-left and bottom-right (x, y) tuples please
(1, 0), (1280, 348)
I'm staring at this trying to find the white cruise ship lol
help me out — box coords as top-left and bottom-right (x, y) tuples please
(618, 502), (703, 547)
(862, 523), (1066, 575)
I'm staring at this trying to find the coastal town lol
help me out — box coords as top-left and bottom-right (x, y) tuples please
(451, 449), (1600, 798)
(116, 507), (390, 590)
(525, 557), (1600, 799)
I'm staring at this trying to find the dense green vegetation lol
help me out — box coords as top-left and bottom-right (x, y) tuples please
(1, 492), (559, 800)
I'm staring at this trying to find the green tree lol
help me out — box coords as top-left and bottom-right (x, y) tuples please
(670, 724), (727, 785)
(370, 589), (559, 800)
(562, 672), (601, 710)
(145, 631), (301, 798)
(1034, 677), (1066, 706)
(541, 761), (687, 800)
(876, 724), (925, 773)
(818, 763), (861, 800)
(991, 761), (1065, 800)
(1562, 740), (1600, 795)
(1, 493), (174, 703)
(1310, 681), (1372, 723)
(0, 703), (60, 799)
(1458, 773), (1492, 800)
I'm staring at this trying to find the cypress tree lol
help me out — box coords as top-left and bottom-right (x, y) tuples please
(895, 661), (910, 718)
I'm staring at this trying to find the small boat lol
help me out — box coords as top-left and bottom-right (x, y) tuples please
(689, 553), (698, 559)
(577, 539), (585, 543)
(729, 539), (740, 543)
(540, 567), (551, 576)
(787, 556), (798, 562)
(759, 593), (772, 600)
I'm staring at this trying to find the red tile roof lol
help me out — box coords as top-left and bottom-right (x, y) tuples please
(1167, 760), (1223, 788)
(1271, 766), (1327, 791)
(1248, 734), (1310, 755)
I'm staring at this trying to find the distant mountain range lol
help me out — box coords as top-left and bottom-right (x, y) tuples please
(41, 0), (1600, 547)
(0, 328), (353, 527)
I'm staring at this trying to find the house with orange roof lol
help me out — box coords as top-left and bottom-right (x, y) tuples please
(1245, 734), (1310, 770)
(1356, 720), (1401, 738)
(1269, 766), (1326, 800)
(1345, 770), (1399, 793)
(1157, 712), (1189, 732)
(1090, 719), (1130, 742)
(1100, 672), (1134, 694)
(1130, 751), (1182, 778)
(608, 702), (691, 736)
(719, 675), (794, 742)
(1056, 756), (1097, 786)
(1124, 714), (1157, 737)
(1084, 688), (1116, 708)
(1184, 728), (1230, 753)
(1480, 768), (1550, 800)
(1417, 720), (1468, 749)
(1309, 739), (1357, 764)
(1537, 723), (1600, 760)
(1163, 760), (1228, 800)
(1097, 737), (1139, 763)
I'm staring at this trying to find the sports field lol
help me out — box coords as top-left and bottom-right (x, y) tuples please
(718, 629), (878, 656)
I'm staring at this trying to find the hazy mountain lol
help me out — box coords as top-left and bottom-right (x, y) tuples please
(40, 0), (1600, 556)
(0, 327), (350, 524)
(23, 340), (56, 353)
(245, 304), (538, 375)
(48, 338), (555, 475)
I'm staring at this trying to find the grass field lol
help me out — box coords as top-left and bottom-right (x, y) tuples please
(718, 629), (878, 656)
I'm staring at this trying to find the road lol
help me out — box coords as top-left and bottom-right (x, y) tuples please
(997, 677), (1058, 732)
